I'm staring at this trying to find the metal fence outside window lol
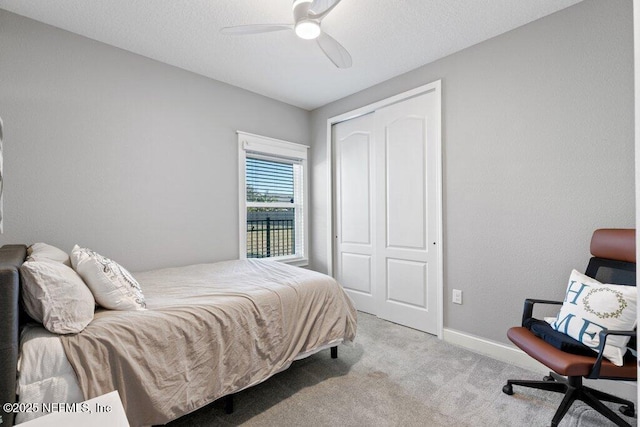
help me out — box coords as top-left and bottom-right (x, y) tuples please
(246, 217), (295, 258)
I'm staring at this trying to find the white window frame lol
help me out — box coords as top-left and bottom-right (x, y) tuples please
(238, 131), (309, 266)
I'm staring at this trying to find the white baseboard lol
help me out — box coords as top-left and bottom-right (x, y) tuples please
(443, 328), (637, 401)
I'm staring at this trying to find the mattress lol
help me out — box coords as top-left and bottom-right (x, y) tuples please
(16, 325), (84, 424)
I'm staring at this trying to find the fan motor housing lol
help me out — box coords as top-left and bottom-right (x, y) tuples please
(293, 0), (312, 23)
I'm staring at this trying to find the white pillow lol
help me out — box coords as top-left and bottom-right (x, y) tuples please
(70, 245), (146, 310)
(550, 269), (637, 366)
(20, 259), (95, 334)
(26, 242), (71, 266)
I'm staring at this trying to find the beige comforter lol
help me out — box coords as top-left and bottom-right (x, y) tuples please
(60, 259), (357, 426)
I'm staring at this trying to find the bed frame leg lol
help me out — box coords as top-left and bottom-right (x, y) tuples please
(331, 346), (338, 359)
(224, 394), (234, 414)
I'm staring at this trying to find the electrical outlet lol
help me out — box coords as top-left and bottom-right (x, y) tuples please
(452, 289), (463, 305)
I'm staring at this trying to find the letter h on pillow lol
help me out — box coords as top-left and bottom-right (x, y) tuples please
(550, 270), (637, 366)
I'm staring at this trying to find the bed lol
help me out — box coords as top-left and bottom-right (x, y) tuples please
(0, 244), (357, 426)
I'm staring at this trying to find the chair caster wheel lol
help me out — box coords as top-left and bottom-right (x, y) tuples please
(502, 384), (513, 395)
(619, 405), (635, 417)
(543, 375), (555, 382)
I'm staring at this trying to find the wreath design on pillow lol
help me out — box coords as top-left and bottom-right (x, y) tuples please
(582, 288), (627, 320)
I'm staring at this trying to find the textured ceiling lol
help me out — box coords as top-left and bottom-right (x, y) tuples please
(0, 0), (583, 110)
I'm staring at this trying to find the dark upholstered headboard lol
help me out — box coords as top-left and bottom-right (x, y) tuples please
(0, 244), (27, 426)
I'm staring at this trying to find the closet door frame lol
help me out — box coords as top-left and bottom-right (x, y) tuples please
(326, 80), (443, 339)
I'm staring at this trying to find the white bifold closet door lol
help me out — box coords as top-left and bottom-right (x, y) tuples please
(333, 91), (439, 334)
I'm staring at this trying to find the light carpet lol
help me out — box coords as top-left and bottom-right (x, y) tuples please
(166, 312), (637, 426)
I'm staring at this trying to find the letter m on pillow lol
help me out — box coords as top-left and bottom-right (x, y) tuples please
(552, 313), (575, 334)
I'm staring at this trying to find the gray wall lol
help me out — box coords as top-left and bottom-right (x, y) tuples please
(309, 0), (635, 344)
(0, 10), (309, 272)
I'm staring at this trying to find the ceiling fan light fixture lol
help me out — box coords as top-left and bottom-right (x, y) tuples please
(295, 20), (321, 39)
(223, 0), (351, 68)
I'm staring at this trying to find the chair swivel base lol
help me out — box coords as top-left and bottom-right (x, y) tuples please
(502, 372), (635, 427)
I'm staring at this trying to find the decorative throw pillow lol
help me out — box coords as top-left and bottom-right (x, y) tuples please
(26, 242), (71, 266)
(20, 259), (95, 334)
(550, 269), (636, 366)
(70, 245), (146, 310)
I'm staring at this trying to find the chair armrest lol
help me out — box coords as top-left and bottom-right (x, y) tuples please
(588, 329), (637, 379)
(521, 299), (563, 326)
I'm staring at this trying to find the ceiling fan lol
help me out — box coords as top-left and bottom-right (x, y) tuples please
(221, 0), (352, 69)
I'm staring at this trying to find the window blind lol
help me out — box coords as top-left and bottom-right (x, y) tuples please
(246, 157), (294, 203)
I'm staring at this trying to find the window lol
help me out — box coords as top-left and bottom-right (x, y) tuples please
(238, 132), (308, 265)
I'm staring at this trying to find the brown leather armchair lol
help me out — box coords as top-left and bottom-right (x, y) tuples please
(502, 229), (637, 427)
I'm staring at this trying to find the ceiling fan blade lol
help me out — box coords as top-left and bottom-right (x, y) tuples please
(220, 24), (292, 35)
(316, 32), (352, 68)
(308, 0), (342, 20)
